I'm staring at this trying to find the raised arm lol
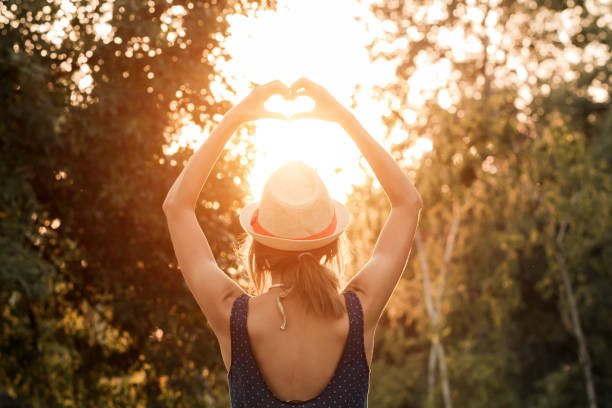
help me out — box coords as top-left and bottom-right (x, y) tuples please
(338, 108), (422, 328)
(290, 77), (423, 330)
(162, 80), (291, 338)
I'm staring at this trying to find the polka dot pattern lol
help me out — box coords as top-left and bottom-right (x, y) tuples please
(227, 290), (370, 407)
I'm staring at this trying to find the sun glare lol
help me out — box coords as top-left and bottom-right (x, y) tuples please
(209, 0), (407, 203)
(163, 123), (205, 156)
(167, 0), (457, 203)
(35, 0), (609, 204)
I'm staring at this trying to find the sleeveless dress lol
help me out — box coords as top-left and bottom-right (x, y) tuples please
(227, 290), (371, 407)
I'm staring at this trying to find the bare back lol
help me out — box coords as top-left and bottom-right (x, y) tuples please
(220, 288), (375, 402)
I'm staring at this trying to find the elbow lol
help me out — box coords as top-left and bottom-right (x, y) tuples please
(163, 197), (194, 214)
(409, 197), (424, 210)
(395, 193), (423, 210)
(162, 196), (183, 214)
(412, 190), (424, 208)
(395, 183), (423, 209)
(415, 193), (423, 208)
(162, 195), (173, 212)
(162, 200), (171, 214)
(162, 201), (173, 215)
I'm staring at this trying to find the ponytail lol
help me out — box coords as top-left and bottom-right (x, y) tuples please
(293, 251), (345, 318)
(236, 235), (349, 319)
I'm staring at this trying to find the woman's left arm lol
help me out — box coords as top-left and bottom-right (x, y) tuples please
(162, 80), (290, 337)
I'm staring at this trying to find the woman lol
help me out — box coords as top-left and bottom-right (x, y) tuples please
(162, 78), (423, 407)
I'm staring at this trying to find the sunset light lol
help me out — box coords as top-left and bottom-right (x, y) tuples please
(209, 0), (398, 203)
(6, 0), (612, 404)
(166, 0), (434, 203)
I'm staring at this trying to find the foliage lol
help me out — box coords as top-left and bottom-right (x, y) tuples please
(344, 0), (612, 406)
(0, 0), (272, 406)
(2, 0), (611, 406)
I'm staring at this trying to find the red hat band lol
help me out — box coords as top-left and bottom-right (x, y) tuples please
(250, 208), (337, 240)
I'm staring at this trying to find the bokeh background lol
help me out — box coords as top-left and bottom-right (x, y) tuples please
(1, 0), (611, 406)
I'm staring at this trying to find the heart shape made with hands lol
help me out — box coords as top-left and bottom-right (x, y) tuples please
(264, 93), (315, 120)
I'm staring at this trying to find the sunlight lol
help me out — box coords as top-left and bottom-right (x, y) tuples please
(164, 0), (493, 203)
(409, 138), (434, 162)
(163, 123), (205, 156)
(210, 0), (413, 203)
(32, 0), (609, 198)
(263, 95), (315, 121)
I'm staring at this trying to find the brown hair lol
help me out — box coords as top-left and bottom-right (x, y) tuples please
(234, 234), (351, 319)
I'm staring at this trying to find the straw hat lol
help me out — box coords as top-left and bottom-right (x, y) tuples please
(239, 160), (351, 251)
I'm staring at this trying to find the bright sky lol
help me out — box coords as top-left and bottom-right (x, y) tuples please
(197, 0), (432, 204)
(13, 0), (432, 203)
(21, 0), (608, 204)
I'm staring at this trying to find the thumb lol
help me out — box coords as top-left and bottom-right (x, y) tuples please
(289, 110), (318, 121)
(260, 110), (290, 120)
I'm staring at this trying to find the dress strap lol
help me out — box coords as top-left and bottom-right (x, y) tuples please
(345, 290), (364, 335)
(344, 290), (369, 369)
(229, 293), (250, 370)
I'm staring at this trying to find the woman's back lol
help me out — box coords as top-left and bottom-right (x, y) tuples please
(226, 288), (372, 407)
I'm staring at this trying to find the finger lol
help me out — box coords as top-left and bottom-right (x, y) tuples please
(287, 86), (299, 100)
(291, 78), (322, 99)
(291, 85), (315, 99)
(272, 80), (292, 100)
(262, 80), (292, 100)
(287, 87), (304, 100)
(279, 83), (293, 101)
(290, 77), (310, 95)
(291, 77), (320, 91)
(292, 76), (315, 87)
(293, 89), (309, 97)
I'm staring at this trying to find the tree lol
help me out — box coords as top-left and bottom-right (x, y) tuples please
(1, 0), (274, 405)
(344, 0), (612, 406)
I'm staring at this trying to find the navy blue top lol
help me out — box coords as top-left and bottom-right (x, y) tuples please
(228, 290), (370, 407)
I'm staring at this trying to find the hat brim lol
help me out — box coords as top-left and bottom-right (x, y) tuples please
(239, 199), (351, 251)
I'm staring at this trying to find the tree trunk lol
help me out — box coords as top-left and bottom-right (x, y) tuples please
(416, 201), (462, 408)
(555, 216), (598, 408)
(436, 342), (452, 408)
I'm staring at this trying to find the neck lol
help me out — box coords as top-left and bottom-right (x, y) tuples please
(270, 267), (298, 288)
(270, 281), (291, 287)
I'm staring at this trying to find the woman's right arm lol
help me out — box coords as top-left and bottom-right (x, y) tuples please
(337, 109), (423, 208)
(337, 108), (423, 329)
(289, 77), (423, 329)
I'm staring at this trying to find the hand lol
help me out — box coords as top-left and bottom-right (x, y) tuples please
(227, 80), (292, 123)
(288, 77), (349, 123)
